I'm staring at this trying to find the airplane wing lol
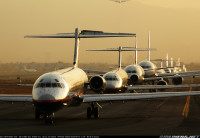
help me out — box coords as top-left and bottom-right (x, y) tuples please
(0, 85), (200, 102)
(157, 70), (200, 77)
(0, 95), (33, 102)
(17, 84), (34, 87)
(144, 74), (200, 82)
(126, 84), (200, 90)
(0, 84), (34, 87)
(84, 69), (107, 74)
(81, 91), (200, 103)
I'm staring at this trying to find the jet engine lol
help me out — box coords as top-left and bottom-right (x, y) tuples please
(157, 80), (168, 92)
(157, 80), (168, 85)
(172, 77), (184, 85)
(129, 74), (143, 85)
(89, 76), (106, 92)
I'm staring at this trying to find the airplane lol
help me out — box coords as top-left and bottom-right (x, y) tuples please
(151, 54), (178, 74)
(122, 33), (200, 86)
(85, 35), (198, 88)
(85, 34), (156, 85)
(110, 0), (130, 3)
(85, 45), (193, 91)
(1, 28), (200, 125)
(24, 66), (37, 72)
(137, 32), (158, 78)
(85, 46), (156, 93)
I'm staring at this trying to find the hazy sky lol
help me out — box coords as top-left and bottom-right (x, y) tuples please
(1, 0), (200, 65)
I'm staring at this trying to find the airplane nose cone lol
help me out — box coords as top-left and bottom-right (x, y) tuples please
(39, 94), (55, 100)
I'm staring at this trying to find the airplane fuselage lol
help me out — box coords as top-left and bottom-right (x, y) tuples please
(139, 60), (157, 78)
(32, 67), (88, 113)
(124, 64), (145, 78)
(103, 68), (128, 92)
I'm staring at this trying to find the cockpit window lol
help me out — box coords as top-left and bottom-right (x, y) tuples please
(55, 79), (59, 82)
(127, 70), (136, 73)
(40, 83), (45, 88)
(36, 83), (63, 88)
(141, 66), (151, 69)
(46, 83), (51, 87)
(61, 83), (65, 88)
(52, 83), (57, 88)
(105, 76), (119, 81)
(57, 83), (62, 88)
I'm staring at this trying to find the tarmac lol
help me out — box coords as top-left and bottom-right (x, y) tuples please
(0, 95), (200, 136)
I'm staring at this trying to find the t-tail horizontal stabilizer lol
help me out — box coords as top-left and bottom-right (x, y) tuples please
(25, 28), (136, 68)
(87, 47), (156, 51)
(25, 29), (136, 38)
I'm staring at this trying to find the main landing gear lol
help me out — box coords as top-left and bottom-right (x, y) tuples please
(87, 102), (99, 119)
(149, 81), (156, 92)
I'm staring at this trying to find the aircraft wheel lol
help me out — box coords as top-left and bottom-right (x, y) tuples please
(87, 107), (92, 119)
(45, 115), (49, 124)
(152, 89), (157, 92)
(45, 113), (54, 125)
(35, 108), (41, 120)
(94, 107), (99, 119)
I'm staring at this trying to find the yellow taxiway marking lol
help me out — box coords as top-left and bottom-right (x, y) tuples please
(182, 95), (191, 118)
(182, 79), (193, 118)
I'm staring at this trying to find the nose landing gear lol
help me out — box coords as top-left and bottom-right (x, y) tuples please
(44, 113), (54, 125)
(35, 108), (55, 125)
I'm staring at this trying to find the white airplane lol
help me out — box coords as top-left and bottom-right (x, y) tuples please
(138, 32), (158, 78)
(122, 33), (200, 86)
(24, 66), (37, 72)
(110, 0), (130, 3)
(85, 46), (155, 93)
(151, 55), (178, 74)
(1, 28), (200, 125)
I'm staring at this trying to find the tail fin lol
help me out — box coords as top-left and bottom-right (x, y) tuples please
(177, 58), (181, 67)
(171, 57), (173, 67)
(118, 46), (122, 68)
(135, 37), (138, 64)
(73, 28), (79, 68)
(166, 53), (168, 67)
